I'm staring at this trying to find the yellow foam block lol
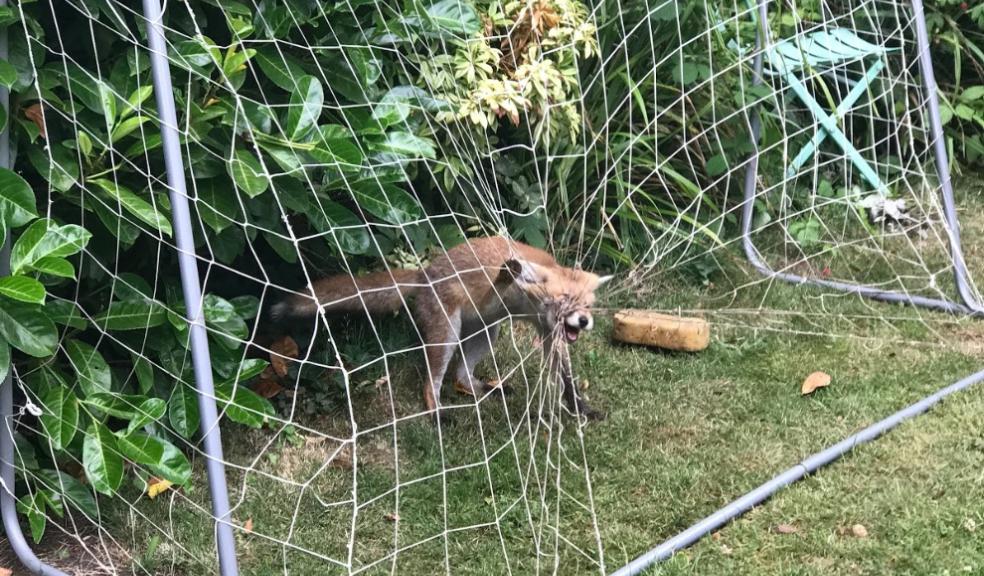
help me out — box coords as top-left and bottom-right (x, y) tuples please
(611, 310), (710, 352)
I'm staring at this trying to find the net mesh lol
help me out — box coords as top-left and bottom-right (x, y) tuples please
(2, 0), (976, 574)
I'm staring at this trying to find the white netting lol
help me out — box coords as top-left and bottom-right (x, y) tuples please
(1, 0), (977, 574)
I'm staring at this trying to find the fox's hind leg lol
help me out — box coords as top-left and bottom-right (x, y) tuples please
(453, 324), (500, 397)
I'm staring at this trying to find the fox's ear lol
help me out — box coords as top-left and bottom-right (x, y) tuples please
(504, 258), (544, 286)
(595, 274), (614, 289)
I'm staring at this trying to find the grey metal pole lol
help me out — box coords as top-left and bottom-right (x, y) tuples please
(612, 365), (984, 576)
(140, 1), (240, 574)
(0, 0), (70, 570)
(909, 0), (982, 312)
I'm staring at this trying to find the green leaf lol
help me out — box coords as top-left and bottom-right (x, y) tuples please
(110, 115), (151, 143)
(39, 385), (79, 451)
(117, 433), (191, 485)
(254, 46), (309, 92)
(17, 493), (46, 543)
(168, 383), (200, 439)
(91, 179), (173, 237)
(0, 168), (37, 228)
(706, 154), (728, 177)
(46, 299), (88, 330)
(10, 219), (91, 275)
(373, 86), (451, 128)
(227, 358), (269, 384)
(959, 85), (984, 101)
(215, 358), (274, 428)
(374, 132), (436, 159)
(196, 178), (242, 233)
(204, 294), (249, 347)
(221, 46), (256, 90)
(77, 131), (93, 157)
(0, 58), (17, 88)
(0, 6), (19, 27)
(229, 295), (260, 320)
(26, 143), (79, 193)
(130, 354), (155, 395)
(0, 300), (57, 357)
(93, 299), (167, 331)
(351, 182), (424, 225)
(284, 75), (323, 142)
(82, 392), (151, 420)
(228, 147), (269, 197)
(215, 381), (273, 428)
(97, 81), (117, 126)
(115, 431), (161, 467)
(32, 256), (75, 279)
(939, 103), (953, 126)
(318, 201), (371, 255)
(309, 125), (364, 166)
(91, 199), (141, 248)
(174, 36), (217, 73)
(122, 85), (154, 119)
(954, 103), (976, 120)
(126, 397), (167, 434)
(0, 343), (9, 384)
(672, 60), (700, 85)
(82, 422), (124, 496)
(112, 272), (153, 302)
(65, 339), (112, 396)
(36, 470), (98, 519)
(420, 0), (481, 36)
(321, 48), (379, 103)
(0, 276), (46, 304)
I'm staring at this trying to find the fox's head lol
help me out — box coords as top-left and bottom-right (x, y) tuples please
(505, 258), (612, 343)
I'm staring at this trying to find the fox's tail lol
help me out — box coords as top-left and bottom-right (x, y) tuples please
(269, 268), (424, 322)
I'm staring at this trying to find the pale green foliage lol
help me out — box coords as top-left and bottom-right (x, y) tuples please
(425, 0), (598, 145)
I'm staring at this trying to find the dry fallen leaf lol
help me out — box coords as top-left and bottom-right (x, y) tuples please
(384, 512), (399, 522)
(23, 104), (46, 139)
(253, 373), (285, 399)
(244, 518), (253, 533)
(270, 335), (299, 377)
(801, 371), (831, 395)
(851, 524), (868, 538)
(719, 544), (733, 556)
(147, 477), (173, 499)
(775, 523), (798, 534)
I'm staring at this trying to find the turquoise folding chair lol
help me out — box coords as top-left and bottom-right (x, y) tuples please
(722, 3), (897, 195)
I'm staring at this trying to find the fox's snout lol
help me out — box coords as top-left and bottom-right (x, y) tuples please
(566, 311), (593, 331)
(561, 311), (593, 343)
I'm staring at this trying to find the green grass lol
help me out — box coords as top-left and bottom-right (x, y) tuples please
(27, 187), (984, 576)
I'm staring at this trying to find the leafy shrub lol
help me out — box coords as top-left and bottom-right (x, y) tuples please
(926, 0), (984, 166)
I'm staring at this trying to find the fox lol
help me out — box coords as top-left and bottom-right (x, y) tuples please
(270, 236), (612, 420)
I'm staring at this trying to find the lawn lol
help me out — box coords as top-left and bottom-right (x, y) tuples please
(11, 187), (984, 576)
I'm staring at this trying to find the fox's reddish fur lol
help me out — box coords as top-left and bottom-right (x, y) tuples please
(272, 236), (610, 418)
